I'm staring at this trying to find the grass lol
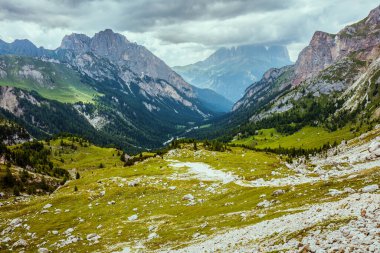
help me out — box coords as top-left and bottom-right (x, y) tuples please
(232, 125), (360, 150)
(0, 138), (379, 252)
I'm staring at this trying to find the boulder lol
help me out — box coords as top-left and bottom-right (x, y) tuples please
(86, 233), (101, 242)
(272, 189), (285, 196)
(9, 218), (22, 227)
(12, 239), (28, 248)
(182, 194), (194, 201)
(128, 214), (138, 221)
(361, 184), (379, 193)
(257, 200), (272, 208)
(344, 187), (355, 193)
(1, 237), (11, 243)
(38, 248), (49, 253)
(43, 204), (52, 209)
(147, 232), (159, 240)
(328, 189), (343, 196)
(128, 180), (139, 187)
(64, 227), (74, 235)
(368, 141), (380, 153)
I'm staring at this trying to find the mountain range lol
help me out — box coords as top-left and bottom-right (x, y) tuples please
(173, 44), (292, 102)
(0, 5), (379, 152)
(0, 29), (231, 150)
(188, 5), (380, 142)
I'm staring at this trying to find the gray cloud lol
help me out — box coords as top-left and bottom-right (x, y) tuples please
(0, 0), (378, 65)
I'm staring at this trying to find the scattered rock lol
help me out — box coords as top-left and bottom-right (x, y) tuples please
(1, 237), (11, 243)
(257, 200), (272, 208)
(12, 238), (28, 248)
(52, 230), (59, 235)
(86, 233), (101, 242)
(361, 184), (379, 193)
(328, 189), (343, 196)
(128, 180), (139, 187)
(193, 232), (201, 238)
(168, 186), (176, 190)
(99, 191), (106, 197)
(182, 194), (194, 201)
(272, 189), (285, 196)
(344, 187), (356, 193)
(10, 218), (22, 227)
(64, 228), (74, 235)
(43, 204), (52, 209)
(147, 232), (159, 240)
(128, 214), (138, 221)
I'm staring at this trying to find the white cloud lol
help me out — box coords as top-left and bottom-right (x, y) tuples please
(0, 0), (377, 66)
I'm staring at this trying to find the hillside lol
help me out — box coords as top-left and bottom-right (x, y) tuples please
(0, 30), (227, 150)
(0, 128), (380, 252)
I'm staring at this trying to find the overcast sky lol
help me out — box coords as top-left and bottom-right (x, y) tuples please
(0, 0), (378, 66)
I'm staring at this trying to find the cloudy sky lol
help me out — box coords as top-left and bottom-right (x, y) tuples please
(0, 0), (378, 66)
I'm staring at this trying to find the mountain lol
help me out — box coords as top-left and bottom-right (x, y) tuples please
(234, 5), (380, 116)
(189, 5), (380, 142)
(0, 29), (223, 150)
(173, 44), (292, 102)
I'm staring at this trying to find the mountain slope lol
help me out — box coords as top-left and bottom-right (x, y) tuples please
(188, 5), (380, 142)
(234, 5), (380, 120)
(193, 87), (233, 113)
(0, 30), (222, 149)
(174, 44), (292, 102)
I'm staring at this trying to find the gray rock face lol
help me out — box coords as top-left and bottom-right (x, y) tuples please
(60, 29), (194, 98)
(293, 5), (380, 86)
(231, 5), (380, 124)
(174, 44), (292, 102)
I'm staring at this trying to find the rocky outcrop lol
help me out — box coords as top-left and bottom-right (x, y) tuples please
(293, 5), (380, 86)
(231, 5), (380, 125)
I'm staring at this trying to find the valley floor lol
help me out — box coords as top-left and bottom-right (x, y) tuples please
(1, 127), (380, 252)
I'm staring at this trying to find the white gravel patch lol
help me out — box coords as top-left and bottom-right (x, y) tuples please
(168, 160), (237, 184)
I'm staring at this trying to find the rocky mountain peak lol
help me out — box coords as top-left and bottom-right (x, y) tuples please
(365, 5), (380, 27)
(293, 5), (380, 86)
(12, 39), (36, 48)
(89, 29), (130, 61)
(60, 33), (91, 53)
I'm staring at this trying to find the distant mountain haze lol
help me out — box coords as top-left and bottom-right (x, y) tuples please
(173, 44), (292, 102)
